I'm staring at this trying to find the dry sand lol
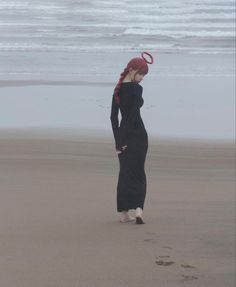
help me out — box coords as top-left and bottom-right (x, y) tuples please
(0, 129), (235, 287)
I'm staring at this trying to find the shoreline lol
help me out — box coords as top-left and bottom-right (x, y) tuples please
(0, 127), (234, 145)
(0, 80), (114, 88)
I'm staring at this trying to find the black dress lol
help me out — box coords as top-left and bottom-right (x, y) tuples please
(110, 82), (148, 212)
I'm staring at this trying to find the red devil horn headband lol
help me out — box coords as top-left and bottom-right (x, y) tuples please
(141, 52), (154, 64)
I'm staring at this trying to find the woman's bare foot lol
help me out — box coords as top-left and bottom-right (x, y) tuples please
(135, 207), (145, 224)
(120, 211), (135, 223)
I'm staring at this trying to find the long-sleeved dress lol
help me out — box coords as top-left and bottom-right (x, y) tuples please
(110, 82), (148, 212)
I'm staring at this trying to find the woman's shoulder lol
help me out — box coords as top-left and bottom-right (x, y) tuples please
(121, 82), (143, 92)
(121, 81), (142, 87)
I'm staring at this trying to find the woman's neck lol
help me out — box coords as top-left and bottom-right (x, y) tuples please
(122, 74), (132, 83)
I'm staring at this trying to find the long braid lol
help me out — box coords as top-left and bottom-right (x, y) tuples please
(113, 66), (129, 105)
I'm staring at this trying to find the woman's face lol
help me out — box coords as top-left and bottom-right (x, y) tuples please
(129, 68), (145, 83)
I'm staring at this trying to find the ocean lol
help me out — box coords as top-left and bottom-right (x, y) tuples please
(0, 0), (235, 53)
(0, 0), (235, 81)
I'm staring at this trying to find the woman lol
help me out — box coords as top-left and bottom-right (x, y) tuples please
(110, 52), (154, 224)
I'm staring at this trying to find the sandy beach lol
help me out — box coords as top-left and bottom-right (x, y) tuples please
(0, 128), (234, 287)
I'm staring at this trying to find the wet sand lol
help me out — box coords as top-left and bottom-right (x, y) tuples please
(0, 129), (235, 287)
(0, 52), (235, 140)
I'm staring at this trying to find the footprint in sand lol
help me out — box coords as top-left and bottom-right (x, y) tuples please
(144, 232), (158, 243)
(144, 238), (158, 243)
(155, 256), (174, 266)
(162, 246), (172, 250)
(155, 260), (174, 266)
(180, 265), (198, 283)
(180, 275), (198, 283)
(146, 232), (156, 236)
(181, 264), (196, 269)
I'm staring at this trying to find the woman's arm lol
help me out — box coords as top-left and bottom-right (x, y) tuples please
(119, 84), (143, 146)
(110, 95), (120, 150)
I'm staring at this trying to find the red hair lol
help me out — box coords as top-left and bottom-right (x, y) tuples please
(113, 52), (153, 105)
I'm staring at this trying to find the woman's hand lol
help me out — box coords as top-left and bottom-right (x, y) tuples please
(116, 145), (127, 154)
